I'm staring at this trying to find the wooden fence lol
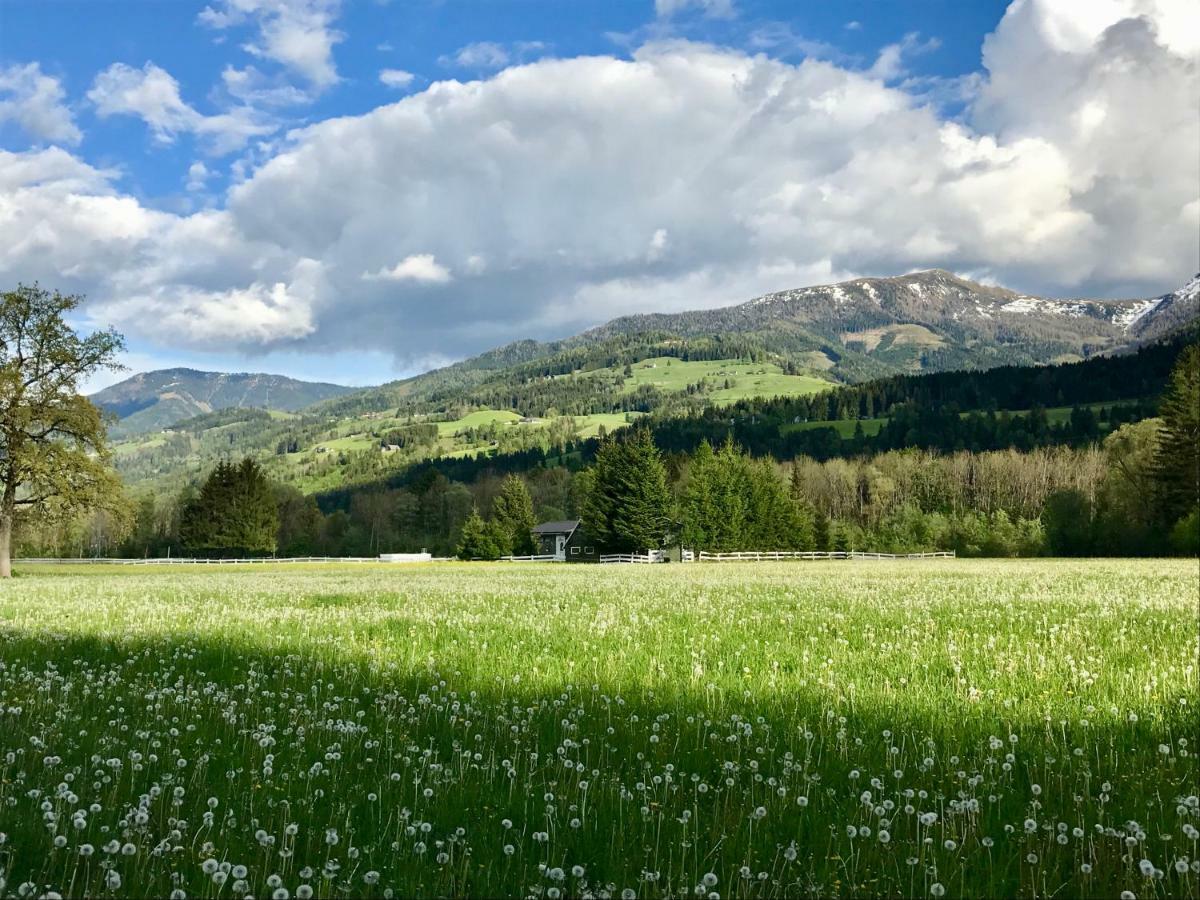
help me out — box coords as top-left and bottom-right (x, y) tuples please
(696, 550), (955, 562)
(599, 551), (662, 564)
(16, 556), (420, 566)
(19, 549), (953, 567)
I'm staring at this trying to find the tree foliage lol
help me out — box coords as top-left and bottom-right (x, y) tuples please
(1153, 343), (1200, 527)
(180, 458), (279, 556)
(491, 474), (536, 555)
(456, 509), (509, 560)
(681, 438), (812, 551)
(0, 284), (126, 576)
(582, 428), (670, 552)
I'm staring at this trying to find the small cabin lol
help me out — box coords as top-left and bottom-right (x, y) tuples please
(531, 519), (598, 562)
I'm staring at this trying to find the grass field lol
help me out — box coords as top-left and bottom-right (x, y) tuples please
(0, 560), (1196, 898)
(618, 357), (831, 403)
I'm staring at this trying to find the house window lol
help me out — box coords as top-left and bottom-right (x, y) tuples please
(585, 547), (594, 554)
(570, 546), (580, 555)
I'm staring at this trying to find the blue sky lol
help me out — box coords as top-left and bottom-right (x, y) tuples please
(2, 1), (1006, 203)
(0, 0), (1195, 389)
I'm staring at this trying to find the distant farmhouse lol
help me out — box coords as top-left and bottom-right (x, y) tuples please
(531, 520), (597, 562)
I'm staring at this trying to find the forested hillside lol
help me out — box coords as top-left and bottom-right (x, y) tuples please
(20, 318), (1198, 560)
(312, 269), (1199, 418)
(99, 271), (1198, 497)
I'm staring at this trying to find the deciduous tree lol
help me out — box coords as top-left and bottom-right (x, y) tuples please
(1, 284), (126, 577)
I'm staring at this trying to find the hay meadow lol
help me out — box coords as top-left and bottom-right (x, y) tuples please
(0, 559), (1196, 898)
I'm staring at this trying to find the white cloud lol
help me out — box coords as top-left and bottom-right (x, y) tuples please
(2, 0), (1196, 366)
(869, 32), (942, 81)
(96, 262), (321, 346)
(656, 0), (736, 19)
(199, 0), (343, 88)
(186, 161), (213, 192)
(220, 64), (312, 107)
(647, 228), (669, 262)
(0, 63), (82, 145)
(379, 68), (415, 89)
(88, 62), (275, 154)
(365, 254), (453, 284)
(441, 42), (510, 70)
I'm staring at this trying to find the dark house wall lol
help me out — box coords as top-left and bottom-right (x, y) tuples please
(564, 526), (599, 562)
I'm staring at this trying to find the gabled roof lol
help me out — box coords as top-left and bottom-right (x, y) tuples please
(532, 519), (580, 535)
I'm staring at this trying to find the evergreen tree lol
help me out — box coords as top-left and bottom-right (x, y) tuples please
(485, 517), (513, 558)
(1153, 344), (1200, 526)
(1042, 489), (1094, 556)
(180, 457), (278, 556)
(746, 457), (814, 549)
(457, 509), (500, 560)
(491, 474), (536, 554)
(812, 509), (831, 552)
(583, 428), (670, 552)
(680, 440), (718, 550)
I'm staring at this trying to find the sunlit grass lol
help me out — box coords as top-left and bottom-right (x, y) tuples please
(0, 560), (1196, 898)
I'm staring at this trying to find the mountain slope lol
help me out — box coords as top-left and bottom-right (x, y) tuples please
(103, 270), (1198, 496)
(317, 269), (1200, 417)
(93, 368), (358, 435)
(588, 269), (1199, 369)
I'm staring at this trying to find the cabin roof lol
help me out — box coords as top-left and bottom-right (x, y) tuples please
(531, 519), (580, 535)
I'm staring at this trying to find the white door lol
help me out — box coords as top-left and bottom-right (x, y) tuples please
(555, 535), (566, 560)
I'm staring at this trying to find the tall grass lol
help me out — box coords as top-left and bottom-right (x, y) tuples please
(0, 560), (1196, 898)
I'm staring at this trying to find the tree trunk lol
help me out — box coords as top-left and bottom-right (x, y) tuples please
(0, 510), (11, 579)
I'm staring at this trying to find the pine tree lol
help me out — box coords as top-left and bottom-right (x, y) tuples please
(457, 509), (499, 560)
(813, 509), (831, 552)
(491, 474), (536, 554)
(583, 428), (670, 552)
(1153, 344), (1200, 526)
(680, 440), (717, 550)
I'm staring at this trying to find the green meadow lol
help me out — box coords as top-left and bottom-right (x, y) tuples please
(0, 559), (1196, 898)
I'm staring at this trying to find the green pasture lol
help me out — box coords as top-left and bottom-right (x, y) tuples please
(0, 559), (1195, 898)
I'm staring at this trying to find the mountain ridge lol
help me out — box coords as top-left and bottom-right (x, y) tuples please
(311, 269), (1199, 417)
(93, 368), (358, 436)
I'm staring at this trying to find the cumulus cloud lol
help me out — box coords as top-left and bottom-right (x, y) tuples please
(364, 254), (452, 284)
(379, 68), (415, 89)
(95, 261), (321, 346)
(88, 62), (275, 154)
(0, 63), (82, 145)
(2, 0), (1196, 367)
(220, 64), (312, 107)
(199, 0), (343, 88)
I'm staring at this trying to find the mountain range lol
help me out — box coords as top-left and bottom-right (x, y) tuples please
(306, 268), (1200, 416)
(94, 269), (1199, 446)
(92, 369), (356, 436)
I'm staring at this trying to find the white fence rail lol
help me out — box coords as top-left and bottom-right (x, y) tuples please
(599, 551), (663, 564)
(696, 550), (955, 562)
(18, 549), (954, 567)
(17, 555), (420, 566)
